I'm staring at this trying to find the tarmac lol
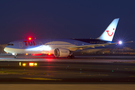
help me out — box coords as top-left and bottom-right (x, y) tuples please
(0, 55), (135, 89)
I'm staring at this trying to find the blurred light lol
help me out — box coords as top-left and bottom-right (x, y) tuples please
(118, 41), (122, 45)
(26, 45), (52, 51)
(34, 63), (37, 66)
(28, 37), (32, 40)
(19, 62), (21, 66)
(29, 62), (34, 66)
(12, 53), (15, 55)
(22, 63), (26, 67)
(31, 53), (42, 56)
(26, 53), (28, 55)
(48, 53), (51, 56)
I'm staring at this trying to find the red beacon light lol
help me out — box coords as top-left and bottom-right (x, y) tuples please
(28, 37), (32, 40)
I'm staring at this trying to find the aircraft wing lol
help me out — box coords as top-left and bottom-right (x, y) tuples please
(68, 41), (133, 51)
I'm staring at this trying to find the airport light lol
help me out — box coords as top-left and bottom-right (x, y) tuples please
(22, 63), (26, 67)
(19, 62), (37, 67)
(19, 62), (21, 66)
(34, 63), (37, 66)
(29, 62), (34, 66)
(29, 62), (37, 66)
(12, 53), (15, 55)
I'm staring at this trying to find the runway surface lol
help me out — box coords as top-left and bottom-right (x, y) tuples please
(1, 55), (135, 63)
(0, 55), (135, 84)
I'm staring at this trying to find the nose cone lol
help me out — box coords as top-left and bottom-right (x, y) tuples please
(4, 47), (8, 53)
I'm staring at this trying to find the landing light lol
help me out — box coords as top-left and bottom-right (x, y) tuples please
(26, 45), (52, 51)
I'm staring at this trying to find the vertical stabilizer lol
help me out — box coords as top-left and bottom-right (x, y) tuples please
(97, 18), (119, 41)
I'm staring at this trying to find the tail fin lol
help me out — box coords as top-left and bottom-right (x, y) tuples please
(97, 18), (119, 41)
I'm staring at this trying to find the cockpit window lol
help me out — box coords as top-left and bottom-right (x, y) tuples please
(7, 44), (14, 46)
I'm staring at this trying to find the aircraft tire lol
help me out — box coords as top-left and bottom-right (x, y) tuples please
(14, 56), (17, 59)
(67, 55), (74, 59)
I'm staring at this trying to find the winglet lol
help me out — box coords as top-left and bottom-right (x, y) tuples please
(97, 18), (119, 41)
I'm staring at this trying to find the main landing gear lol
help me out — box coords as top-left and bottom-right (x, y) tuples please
(67, 55), (75, 59)
(14, 55), (17, 58)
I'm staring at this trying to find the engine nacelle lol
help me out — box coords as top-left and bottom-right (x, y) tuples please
(54, 48), (70, 57)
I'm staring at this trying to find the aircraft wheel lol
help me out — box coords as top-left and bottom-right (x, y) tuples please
(14, 56), (17, 58)
(67, 55), (74, 59)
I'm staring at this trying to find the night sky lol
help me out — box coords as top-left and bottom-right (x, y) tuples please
(0, 0), (135, 48)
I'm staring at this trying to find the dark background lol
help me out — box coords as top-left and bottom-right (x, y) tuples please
(0, 0), (135, 48)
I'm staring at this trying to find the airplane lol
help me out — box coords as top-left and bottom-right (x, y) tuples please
(4, 18), (122, 58)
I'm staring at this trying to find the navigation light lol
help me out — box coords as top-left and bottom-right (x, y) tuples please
(118, 41), (123, 45)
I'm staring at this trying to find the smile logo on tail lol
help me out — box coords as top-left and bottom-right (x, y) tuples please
(106, 28), (115, 37)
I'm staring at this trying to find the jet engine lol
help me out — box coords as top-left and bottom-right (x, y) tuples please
(54, 48), (70, 57)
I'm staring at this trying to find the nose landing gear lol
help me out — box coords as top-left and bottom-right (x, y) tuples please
(12, 53), (17, 58)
